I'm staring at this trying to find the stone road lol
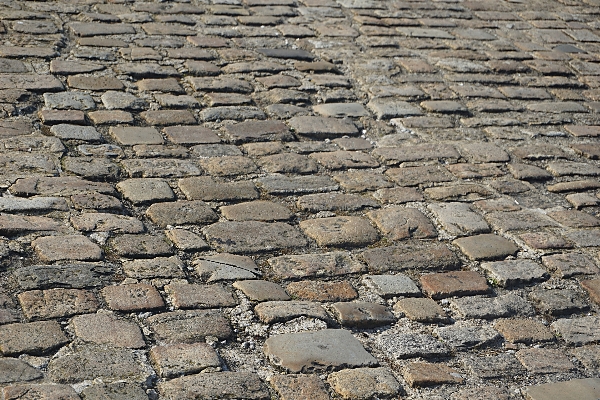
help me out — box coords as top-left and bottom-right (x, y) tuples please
(0, 0), (599, 398)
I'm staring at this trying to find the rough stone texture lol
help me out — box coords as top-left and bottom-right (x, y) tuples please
(300, 216), (379, 247)
(269, 374), (330, 400)
(18, 288), (99, 320)
(32, 235), (103, 262)
(375, 332), (450, 360)
(362, 241), (460, 273)
(146, 310), (232, 343)
(233, 280), (290, 301)
(367, 206), (436, 240)
(494, 318), (554, 344)
(332, 302), (395, 328)
(404, 362), (464, 387)
(286, 281), (357, 302)
(421, 271), (491, 299)
(269, 251), (365, 280)
(523, 378), (600, 400)
(150, 342), (220, 378)
(264, 329), (378, 373)
(71, 312), (146, 348)
(0, 321), (69, 355)
(328, 367), (401, 398)
(102, 284), (165, 312)
(254, 301), (329, 324)
(453, 234), (519, 261)
(159, 372), (269, 400)
(2, 384), (80, 400)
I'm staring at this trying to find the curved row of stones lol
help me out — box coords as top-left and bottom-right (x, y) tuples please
(0, 0), (599, 399)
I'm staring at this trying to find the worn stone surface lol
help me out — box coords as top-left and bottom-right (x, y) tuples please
(328, 367), (400, 398)
(523, 378), (600, 400)
(159, 372), (269, 400)
(150, 342), (220, 378)
(264, 329), (378, 373)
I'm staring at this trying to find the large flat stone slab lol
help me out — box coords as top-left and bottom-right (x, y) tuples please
(264, 329), (377, 373)
(523, 378), (600, 400)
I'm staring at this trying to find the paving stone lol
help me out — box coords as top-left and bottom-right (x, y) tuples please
(264, 329), (377, 373)
(44, 92), (95, 110)
(233, 280), (290, 301)
(109, 126), (163, 146)
(204, 221), (307, 253)
(548, 210), (600, 228)
(163, 126), (220, 145)
(328, 367), (400, 398)
(141, 110), (196, 126)
(0, 214), (63, 235)
(572, 345), (600, 370)
(374, 144), (460, 165)
(0, 358), (42, 383)
(268, 251), (365, 280)
(531, 288), (589, 316)
(69, 22), (135, 36)
(0, 321), (69, 355)
(18, 287), (99, 320)
(333, 170), (394, 192)
(542, 253), (599, 278)
(481, 259), (549, 287)
(366, 206), (436, 241)
(494, 318), (555, 344)
(116, 179), (175, 204)
(0, 196), (68, 213)
(80, 383), (148, 400)
(385, 165), (453, 186)
(224, 120), (294, 143)
(88, 110), (134, 125)
(2, 384), (80, 400)
(551, 316), (600, 345)
(101, 284), (165, 312)
(71, 193), (122, 211)
(67, 75), (124, 91)
(548, 180), (600, 193)
(221, 200), (292, 221)
(453, 234), (519, 261)
(403, 362), (464, 387)
(421, 271), (491, 299)
(257, 174), (338, 194)
(451, 293), (534, 319)
(375, 331), (450, 360)
(363, 274), (420, 298)
(523, 378), (600, 400)
(297, 193), (378, 212)
(508, 163), (553, 180)
(546, 161), (600, 177)
(269, 374), (330, 400)
(435, 321), (501, 350)
(47, 343), (149, 384)
(194, 253), (261, 282)
(287, 116), (358, 139)
(149, 342), (220, 378)
(71, 312), (145, 348)
(581, 278), (600, 305)
(254, 301), (329, 324)
(450, 386), (511, 400)
(300, 216), (379, 247)
(165, 229), (209, 252)
(179, 176), (259, 201)
(159, 372), (269, 400)
(362, 241), (460, 273)
(516, 348), (575, 374)
(0, 74), (63, 91)
(147, 309), (231, 343)
(32, 235), (103, 262)
(429, 202), (490, 237)
(286, 280), (357, 302)
(146, 200), (218, 227)
(49, 124), (102, 141)
(425, 184), (494, 201)
(165, 283), (237, 309)
(14, 264), (115, 290)
(109, 233), (174, 258)
(394, 297), (449, 323)
(71, 213), (144, 234)
(463, 353), (525, 379)
(257, 153), (316, 174)
(331, 302), (395, 328)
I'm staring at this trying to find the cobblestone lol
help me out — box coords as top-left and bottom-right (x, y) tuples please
(1, 0), (600, 396)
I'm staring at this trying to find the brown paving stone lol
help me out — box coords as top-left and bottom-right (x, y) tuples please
(394, 297), (449, 323)
(286, 280), (357, 302)
(146, 310), (232, 343)
(102, 284), (165, 312)
(421, 271), (491, 299)
(299, 216), (379, 247)
(2, 384), (80, 400)
(581, 279), (600, 305)
(516, 348), (575, 374)
(328, 367), (400, 398)
(164, 283), (237, 309)
(71, 312), (145, 348)
(453, 234), (519, 261)
(233, 280), (290, 301)
(146, 200), (218, 227)
(367, 206), (437, 240)
(18, 288), (99, 320)
(403, 362), (464, 387)
(524, 378), (600, 400)
(542, 253), (599, 278)
(149, 342), (220, 378)
(494, 318), (555, 344)
(32, 235), (102, 262)
(0, 321), (69, 355)
(158, 372), (269, 400)
(269, 374), (330, 400)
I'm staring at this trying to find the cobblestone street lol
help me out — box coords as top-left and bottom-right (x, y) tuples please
(0, 0), (600, 398)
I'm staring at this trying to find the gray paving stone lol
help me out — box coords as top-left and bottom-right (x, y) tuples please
(221, 200), (292, 221)
(435, 322), (502, 350)
(257, 174), (338, 194)
(367, 98), (424, 119)
(328, 367), (400, 399)
(264, 329), (378, 372)
(2, 384), (80, 400)
(150, 342), (220, 378)
(0, 321), (69, 355)
(48, 344), (149, 384)
(516, 348), (575, 374)
(453, 234), (519, 261)
(14, 263), (114, 290)
(71, 312), (145, 349)
(49, 124), (102, 141)
(80, 383), (148, 400)
(375, 331), (450, 360)
(233, 280), (290, 301)
(463, 353), (525, 379)
(287, 116), (358, 138)
(451, 293), (534, 319)
(116, 178), (175, 204)
(429, 202), (490, 237)
(363, 274), (420, 297)
(254, 301), (329, 324)
(268, 251), (365, 280)
(297, 192), (378, 212)
(552, 316), (600, 345)
(203, 221), (307, 253)
(32, 235), (103, 262)
(71, 213), (144, 234)
(146, 310), (232, 343)
(109, 127), (164, 146)
(0, 358), (42, 383)
(331, 302), (395, 328)
(146, 200), (217, 227)
(269, 374), (330, 400)
(159, 372), (269, 400)
(194, 253), (261, 282)
(481, 259), (549, 287)
(44, 92), (95, 110)
(530, 288), (589, 316)
(362, 241), (460, 273)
